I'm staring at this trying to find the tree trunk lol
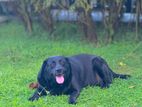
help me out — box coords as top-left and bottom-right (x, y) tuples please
(12, 1), (33, 33)
(77, 8), (97, 43)
(39, 8), (54, 33)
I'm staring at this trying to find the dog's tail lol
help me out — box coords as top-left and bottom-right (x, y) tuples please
(112, 72), (131, 79)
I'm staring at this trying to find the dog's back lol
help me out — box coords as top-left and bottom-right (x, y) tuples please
(68, 54), (102, 87)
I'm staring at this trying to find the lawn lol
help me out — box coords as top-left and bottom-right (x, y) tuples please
(0, 22), (142, 107)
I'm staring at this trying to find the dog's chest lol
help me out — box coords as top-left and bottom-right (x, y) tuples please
(49, 84), (72, 95)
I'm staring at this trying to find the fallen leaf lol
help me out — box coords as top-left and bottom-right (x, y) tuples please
(29, 82), (39, 90)
(128, 86), (135, 89)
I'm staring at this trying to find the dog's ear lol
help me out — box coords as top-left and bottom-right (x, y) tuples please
(65, 57), (70, 63)
(65, 57), (72, 70)
(37, 60), (48, 87)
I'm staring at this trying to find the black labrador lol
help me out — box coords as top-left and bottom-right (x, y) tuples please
(29, 54), (130, 104)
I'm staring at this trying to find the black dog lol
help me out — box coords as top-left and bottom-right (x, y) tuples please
(29, 54), (130, 104)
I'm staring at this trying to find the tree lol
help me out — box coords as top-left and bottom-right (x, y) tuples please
(101, 0), (124, 43)
(12, 0), (33, 33)
(75, 0), (98, 43)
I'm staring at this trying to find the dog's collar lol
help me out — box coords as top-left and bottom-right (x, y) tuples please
(37, 85), (50, 96)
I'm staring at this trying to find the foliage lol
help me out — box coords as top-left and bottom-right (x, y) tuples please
(11, 0), (142, 43)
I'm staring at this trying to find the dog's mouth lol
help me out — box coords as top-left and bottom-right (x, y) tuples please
(55, 74), (64, 84)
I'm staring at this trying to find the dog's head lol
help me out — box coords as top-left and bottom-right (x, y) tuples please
(38, 56), (71, 87)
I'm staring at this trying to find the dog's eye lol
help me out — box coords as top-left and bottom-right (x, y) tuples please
(50, 61), (56, 68)
(59, 60), (65, 66)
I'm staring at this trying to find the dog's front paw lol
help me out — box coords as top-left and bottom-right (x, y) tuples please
(28, 94), (40, 101)
(100, 82), (110, 89)
(68, 98), (76, 104)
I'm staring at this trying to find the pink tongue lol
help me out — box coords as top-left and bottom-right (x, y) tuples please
(55, 75), (64, 84)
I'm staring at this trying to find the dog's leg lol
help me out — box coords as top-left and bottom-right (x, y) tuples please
(68, 77), (81, 104)
(68, 90), (80, 104)
(92, 57), (113, 88)
(28, 86), (47, 101)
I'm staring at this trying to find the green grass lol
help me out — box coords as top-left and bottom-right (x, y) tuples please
(0, 22), (142, 107)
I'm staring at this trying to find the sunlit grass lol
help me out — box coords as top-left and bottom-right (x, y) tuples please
(0, 22), (142, 107)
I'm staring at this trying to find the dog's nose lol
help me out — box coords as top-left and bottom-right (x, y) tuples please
(56, 69), (63, 74)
